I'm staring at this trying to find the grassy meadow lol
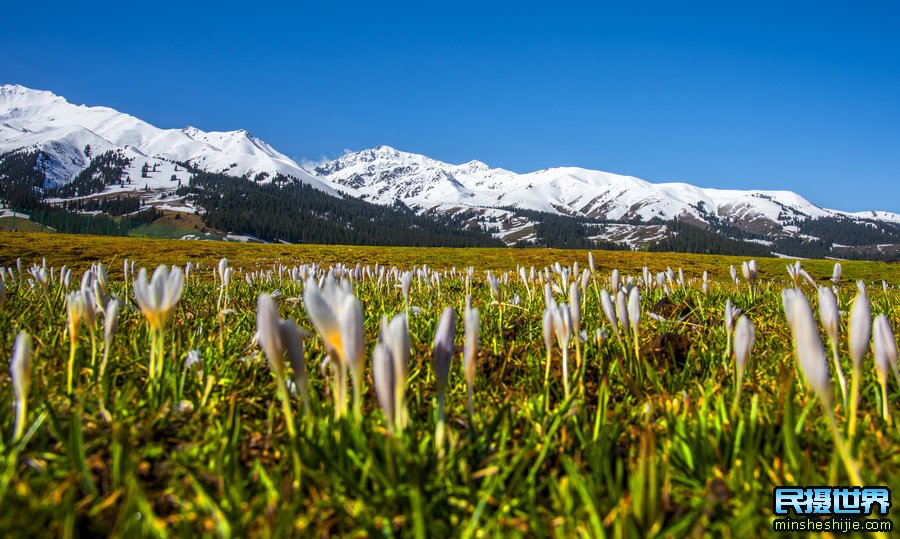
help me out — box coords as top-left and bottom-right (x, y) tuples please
(1, 232), (899, 537)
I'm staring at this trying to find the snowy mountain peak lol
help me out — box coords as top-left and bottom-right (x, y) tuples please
(462, 159), (491, 173)
(309, 145), (900, 235)
(363, 145), (406, 161)
(0, 85), (68, 114)
(1, 84), (61, 101)
(181, 126), (202, 137)
(0, 84), (337, 194)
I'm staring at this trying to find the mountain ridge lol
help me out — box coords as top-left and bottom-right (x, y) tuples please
(2, 84), (900, 257)
(308, 144), (900, 230)
(0, 84), (337, 195)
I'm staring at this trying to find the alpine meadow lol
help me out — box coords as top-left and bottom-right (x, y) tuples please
(0, 233), (899, 536)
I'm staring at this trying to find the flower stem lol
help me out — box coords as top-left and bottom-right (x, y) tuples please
(436, 392), (446, 459)
(99, 346), (110, 385)
(825, 405), (863, 486)
(848, 367), (861, 437)
(12, 395), (27, 443)
(275, 371), (301, 489)
(276, 372), (297, 440)
(831, 340), (847, 407)
(89, 327), (98, 371)
(352, 374), (362, 421)
(731, 372), (744, 420)
(67, 338), (77, 396)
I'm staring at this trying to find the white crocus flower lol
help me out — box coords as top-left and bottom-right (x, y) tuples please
(256, 293), (305, 436)
(553, 303), (572, 399)
(65, 290), (96, 394)
(787, 261), (801, 288)
(401, 271), (413, 303)
(569, 281), (583, 373)
(628, 286), (641, 357)
(303, 277), (364, 418)
(600, 289), (619, 339)
(378, 312), (410, 430)
(616, 290), (629, 336)
(93, 263), (109, 295)
(463, 298), (480, 417)
(280, 319), (310, 415)
(742, 260), (756, 282)
(29, 266), (48, 290)
(67, 291), (93, 341)
(799, 269), (816, 288)
(873, 315), (898, 423)
(432, 307), (456, 452)
(133, 265), (184, 383)
(433, 307), (456, 398)
(781, 289), (796, 325)
(568, 281), (581, 333)
(580, 268), (590, 293)
(788, 290), (861, 493)
(734, 316), (755, 381)
(848, 294), (871, 371)
(595, 327), (608, 346)
(372, 340), (397, 429)
(185, 349), (201, 370)
(257, 293), (286, 376)
(98, 299), (120, 380)
(724, 299), (737, 359)
(133, 265), (184, 332)
(10, 331), (33, 443)
(218, 258), (229, 286)
(218, 258), (233, 310)
(731, 315), (755, 415)
(542, 304), (555, 383)
(788, 292), (832, 405)
(818, 286), (846, 403)
(627, 286), (641, 335)
(487, 273), (501, 303)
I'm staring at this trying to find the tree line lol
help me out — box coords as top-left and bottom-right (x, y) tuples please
(0, 150), (153, 236)
(179, 172), (504, 247)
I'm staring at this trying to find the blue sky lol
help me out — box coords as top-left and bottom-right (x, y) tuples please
(3, 1), (899, 211)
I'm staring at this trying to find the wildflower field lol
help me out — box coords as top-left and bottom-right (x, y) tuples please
(1, 232), (900, 537)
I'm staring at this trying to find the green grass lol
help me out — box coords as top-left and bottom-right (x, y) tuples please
(128, 211), (223, 240)
(0, 217), (48, 233)
(0, 232), (899, 537)
(128, 223), (196, 240)
(128, 223), (225, 241)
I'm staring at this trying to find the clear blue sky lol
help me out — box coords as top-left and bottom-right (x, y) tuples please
(3, 1), (899, 211)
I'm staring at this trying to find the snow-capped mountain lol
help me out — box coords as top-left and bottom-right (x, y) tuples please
(0, 84), (337, 195)
(3, 84), (900, 253)
(309, 145), (900, 239)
